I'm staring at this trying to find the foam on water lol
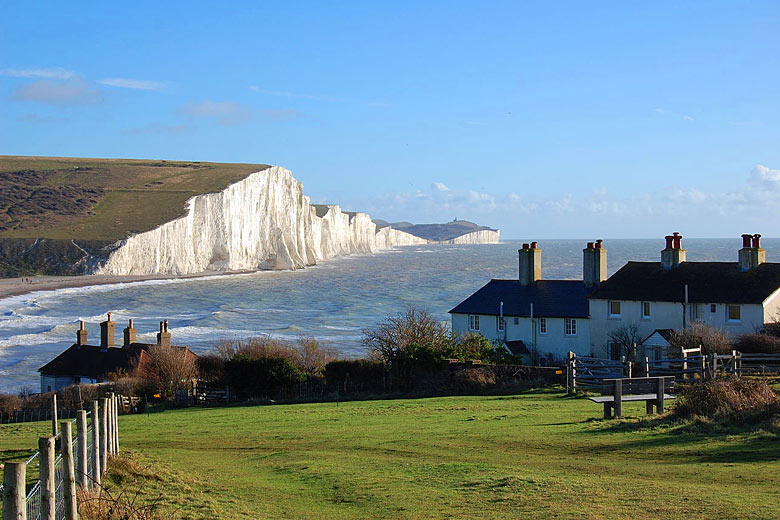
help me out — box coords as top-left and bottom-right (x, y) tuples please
(0, 238), (775, 392)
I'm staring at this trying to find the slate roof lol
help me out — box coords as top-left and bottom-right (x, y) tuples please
(449, 279), (590, 318)
(39, 343), (197, 379)
(588, 261), (780, 304)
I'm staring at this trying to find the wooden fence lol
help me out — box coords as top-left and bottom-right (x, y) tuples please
(1, 393), (123, 520)
(567, 349), (780, 393)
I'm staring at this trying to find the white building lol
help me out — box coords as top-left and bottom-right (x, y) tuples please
(450, 233), (780, 363)
(449, 241), (597, 361)
(588, 233), (780, 359)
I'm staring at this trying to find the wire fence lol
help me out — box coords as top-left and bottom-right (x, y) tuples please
(1, 395), (118, 520)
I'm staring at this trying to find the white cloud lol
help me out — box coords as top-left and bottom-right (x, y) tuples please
(13, 78), (102, 105)
(432, 182), (449, 191)
(654, 107), (694, 122)
(0, 67), (76, 80)
(98, 78), (165, 91)
(750, 164), (780, 191)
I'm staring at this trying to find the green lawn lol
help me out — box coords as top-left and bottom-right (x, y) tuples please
(2, 391), (779, 519)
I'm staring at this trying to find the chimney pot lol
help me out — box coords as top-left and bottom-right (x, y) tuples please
(664, 235), (674, 249)
(596, 239), (603, 249)
(742, 234), (753, 248)
(752, 233), (762, 249)
(530, 241), (538, 249)
(522, 243), (529, 249)
(587, 242), (594, 249)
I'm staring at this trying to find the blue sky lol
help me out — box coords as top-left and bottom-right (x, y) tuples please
(2, 1), (779, 239)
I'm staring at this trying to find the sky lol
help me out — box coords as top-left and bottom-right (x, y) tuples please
(1, 1), (779, 239)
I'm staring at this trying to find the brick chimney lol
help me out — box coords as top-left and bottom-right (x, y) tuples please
(123, 319), (137, 346)
(583, 239), (607, 287)
(76, 320), (88, 346)
(156, 319), (171, 347)
(100, 312), (115, 348)
(738, 233), (766, 271)
(518, 242), (542, 286)
(661, 232), (686, 270)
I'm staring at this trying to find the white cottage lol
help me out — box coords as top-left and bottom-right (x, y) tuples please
(588, 233), (780, 359)
(449, 241), (602, 361)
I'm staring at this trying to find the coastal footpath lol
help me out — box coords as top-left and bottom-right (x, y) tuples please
(99, 166), (498, 276)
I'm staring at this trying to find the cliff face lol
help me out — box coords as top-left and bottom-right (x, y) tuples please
(439, 229), (500, 245)
(98, 167), (427, 275)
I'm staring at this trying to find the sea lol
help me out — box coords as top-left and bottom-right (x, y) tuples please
(1, 238), (776, 394)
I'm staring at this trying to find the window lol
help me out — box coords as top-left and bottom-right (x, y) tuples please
(710, 304), (717, 313)
(539, 318), (547, 334)
(608, 301), (621, 317)
(497, 317), (505, 331)
(513, 317), (519, 325)
(642, 301), (651, 319)
(727, 304), (741, 322)
(564, 318), (577, 336)
(610, 342), (622, 361)
(469, 314), (480, 331)
(690, 304), (702, 322)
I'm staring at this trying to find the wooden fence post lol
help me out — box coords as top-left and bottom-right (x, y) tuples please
(613, 380), (622, 418)
(107, 394), (114, 456)
(114, 395), (120, 453)
(644, 356), (650, 377)
(91, 400), (101, 486)
(39, 436), (56, 520)
(60, 421), (78, 520)
(76, 410), (88, 488)
(100, 397), (108, 473)
(51, 394), (59, 438)
(656, 377), (666, 414)
(2, 462), (27, 520)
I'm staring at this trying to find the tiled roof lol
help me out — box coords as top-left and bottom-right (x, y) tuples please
(449, 279), (590, 318)
(588, 262), (780, 304)
(38, 343), (197, 379)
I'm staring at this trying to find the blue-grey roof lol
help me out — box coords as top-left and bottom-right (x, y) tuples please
(449, 279), (590, 318)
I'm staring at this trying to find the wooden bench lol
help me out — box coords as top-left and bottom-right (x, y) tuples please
(589, 376), (675, 418)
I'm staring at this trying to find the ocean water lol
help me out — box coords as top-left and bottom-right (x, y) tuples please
(0, 238), (776, 393)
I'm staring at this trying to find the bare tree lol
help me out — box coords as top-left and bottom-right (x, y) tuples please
(670, 322), (733, 356)
(295, 335), (337, 377)
(362, 307), (452, 363)
(607, 323), (642, 361)
(138, 346), (198, 401)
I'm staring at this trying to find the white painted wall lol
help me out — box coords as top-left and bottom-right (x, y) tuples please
(589, 298), (766, 358)
(764, 288), (780, 325)
(451, 313), (591, 359)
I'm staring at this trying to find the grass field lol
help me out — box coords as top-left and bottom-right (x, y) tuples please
(0, 156), (269, 240)
(2, 391), (779, 519)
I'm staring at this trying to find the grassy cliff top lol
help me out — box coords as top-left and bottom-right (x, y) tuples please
(373, 219), (497, 241)
(0, 156), (270, 240)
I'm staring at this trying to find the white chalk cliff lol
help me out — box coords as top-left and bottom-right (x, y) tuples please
(98, 166), (431, 275)
(439, 229), (500, 245)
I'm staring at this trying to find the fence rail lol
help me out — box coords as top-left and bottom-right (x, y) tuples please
(567, 349), (780, 393)
(1, 393), (123, 520)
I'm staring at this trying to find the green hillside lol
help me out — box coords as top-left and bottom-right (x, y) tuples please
(3, 391), (777, 519)
(0, 156), (269, 241)
(373, 219), (497, 242)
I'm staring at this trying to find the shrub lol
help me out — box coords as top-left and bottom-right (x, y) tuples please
(673, 378), (780, 423)
(197, 354), (225, 383)
(362, 307), (452, 363)
(735, 333), (780, 354)
(324, 359), (385, 393)
(0, 393), (21, 416)
(138, 346), (198, 401)
(450, 368), (496, 393)
(223, 354), (305, 399)
(669, 322), (733, 356)
(295, 336), (338, 377)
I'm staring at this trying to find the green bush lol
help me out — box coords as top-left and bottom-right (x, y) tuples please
(673, 377), (780, 423)
(224, 355), (306, 399)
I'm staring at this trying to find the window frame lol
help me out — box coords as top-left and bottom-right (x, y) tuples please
(564, 318), (577, 336)
(727, 304), (741, 323)
(497, 316), (505, 331)
(608, 300), (621, 318)
(468, 314), (480, 331)
(641, 301), (651, 320)
(539, 317), (547, 335)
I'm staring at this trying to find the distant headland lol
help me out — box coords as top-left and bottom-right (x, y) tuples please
(0, 156), (499, 278)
